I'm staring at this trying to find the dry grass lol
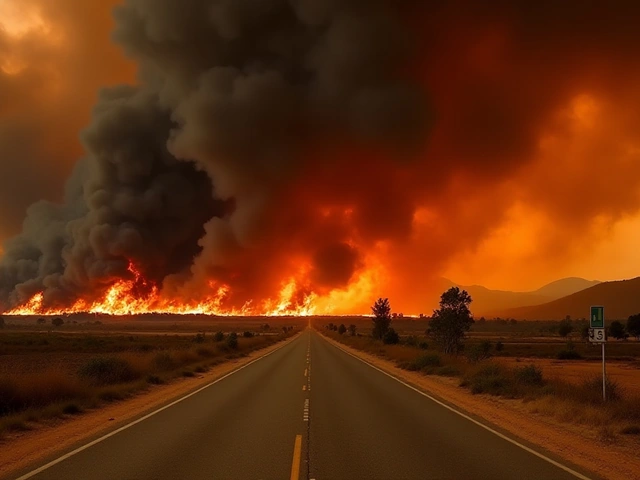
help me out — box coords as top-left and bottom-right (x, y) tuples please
(0, 330), (293, 437)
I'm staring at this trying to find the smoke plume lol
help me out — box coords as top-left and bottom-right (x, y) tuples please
(2, 0), (640, 313)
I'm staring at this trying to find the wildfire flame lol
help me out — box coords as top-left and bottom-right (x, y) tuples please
(5, 260), (379, 317)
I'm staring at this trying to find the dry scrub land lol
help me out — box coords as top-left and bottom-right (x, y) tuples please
(318, 317), (640, 479)
(0, 315), (304, 439)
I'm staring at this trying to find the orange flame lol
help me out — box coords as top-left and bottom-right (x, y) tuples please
(5, 260), (380, 317)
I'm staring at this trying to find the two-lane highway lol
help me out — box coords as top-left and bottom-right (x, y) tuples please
(11, 329), (595, 480)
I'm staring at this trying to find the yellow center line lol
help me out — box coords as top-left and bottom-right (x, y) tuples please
(304, 369), (308, 376)
(290, 434), (303, 480)
(303, 385), (306, 391)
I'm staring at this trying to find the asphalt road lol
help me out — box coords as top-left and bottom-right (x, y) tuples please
(13, 329), (595, 480)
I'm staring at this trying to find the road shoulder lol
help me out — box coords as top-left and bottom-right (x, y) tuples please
(318, 331), (640, 480)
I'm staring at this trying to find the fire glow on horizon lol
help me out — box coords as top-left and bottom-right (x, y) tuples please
(4, 261), (383, 317)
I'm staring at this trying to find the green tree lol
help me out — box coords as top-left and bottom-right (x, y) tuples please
(213, 331), (225, 342)
(51, 317), (64, 327)
(429, 287), (474, 354)
(627, 314), (640, 340)
(348, 324), (357, 336)
(609, 321), (627, 340)
(338, 324), (347, 335)
(558, 318), (573, 338)
(371, 298), (392, 340)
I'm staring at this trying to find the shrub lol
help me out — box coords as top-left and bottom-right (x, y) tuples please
(404, 335), (418, 347)
(348, 324), (357, 336)
(62, 403), (82, 415)
(146, 375), (164, 385)
(78, 357), (140, 385)
(153, 351), (177, 371)
(338, 324), (347, 335)
(383, 328), (400, 345)
(462, 364), (513, 396)
(243, 331), (254, 338)
(495, 341), (504, 352)
(514, 364), (544, 386)
(196, 347), (214, 357)
(402, 353), (442, 371)
(580, 376), (622, 403)
(52, 317), (64, 327)
(226, 332), (239, 350)
(418, 341), (429, 350)
(466, 341), (492, 363)
(193, 333), (206, 343)
(213, 331), (225, 342)
(558, 319), (572, 338)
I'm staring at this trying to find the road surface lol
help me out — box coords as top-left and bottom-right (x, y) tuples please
(11, 329), (596, 480)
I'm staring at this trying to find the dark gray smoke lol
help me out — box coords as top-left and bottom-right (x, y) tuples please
(1, 86), (224, 308)
(0, 0), (427, 310)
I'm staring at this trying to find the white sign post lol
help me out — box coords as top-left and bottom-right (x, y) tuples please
(589, 306), (606, 401)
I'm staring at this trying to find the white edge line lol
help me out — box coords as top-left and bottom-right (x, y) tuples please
(14, 334), (300, 480)
(321, 333), (592, 480)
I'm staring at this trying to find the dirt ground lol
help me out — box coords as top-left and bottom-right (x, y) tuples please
(321, 333), (640, 480)
(498, 357), (640, 397)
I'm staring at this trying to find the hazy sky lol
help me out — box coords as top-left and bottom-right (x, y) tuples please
(1, 0), (640, 314)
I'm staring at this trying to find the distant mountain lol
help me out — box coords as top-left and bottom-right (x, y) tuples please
(502, 277), (640, 320)
(459, 285), (552, 317)
(534, 277), (601, 299)
(439, 277), (600, 317)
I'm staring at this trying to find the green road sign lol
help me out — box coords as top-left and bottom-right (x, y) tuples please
(590, 306), (604, 328)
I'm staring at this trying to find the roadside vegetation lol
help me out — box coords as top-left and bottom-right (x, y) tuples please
(322, 289), (640, 441)
(0, 325), (296, 438)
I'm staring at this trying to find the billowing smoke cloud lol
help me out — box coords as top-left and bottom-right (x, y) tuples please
(3, 0), (640, 313)
(0, 0), (134, 239)
(0, 0), (429, 310)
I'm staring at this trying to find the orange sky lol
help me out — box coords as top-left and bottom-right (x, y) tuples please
(1, 0), (640, 315)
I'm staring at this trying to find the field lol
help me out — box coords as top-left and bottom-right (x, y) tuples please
(0, 314), (306, 438)
(3, 313), (640, 443)
(316, 316), (640, 440)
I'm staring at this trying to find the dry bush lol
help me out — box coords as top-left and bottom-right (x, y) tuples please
(153, 351), (177, 371)
(176, 350), (200, 365)
(0, 371), (84, 415)
(78, 357), (141, 386)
